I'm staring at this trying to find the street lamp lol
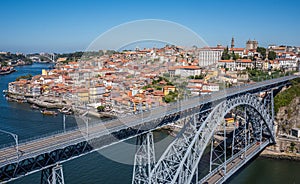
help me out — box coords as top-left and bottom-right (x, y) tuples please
(0, 129), (19, 162)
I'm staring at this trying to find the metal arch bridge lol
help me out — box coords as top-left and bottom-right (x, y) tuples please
(0, 75), (298, 184)
(133, 93), (274, 184)
(42, 53), (56, 63)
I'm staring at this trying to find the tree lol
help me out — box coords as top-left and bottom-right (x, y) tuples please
(268, 51), (276, 60)
(97, 105), (105, 112)
(290, 142), (296, 152)
(221, 46), (231, 60)
(1, 62), (7, 66)
(257, 47), (266, 59)
(231, 51), (240, 60)
(163, 91), (178, 103)
(16, 74), (32, 81)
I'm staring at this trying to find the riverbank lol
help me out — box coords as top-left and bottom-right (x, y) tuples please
(0, 69), (16, 75)
(260, 147), (300, 161)
(159, 123), (184, 137)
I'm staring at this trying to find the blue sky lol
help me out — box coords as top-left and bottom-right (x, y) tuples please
(0, 0), (299, 53)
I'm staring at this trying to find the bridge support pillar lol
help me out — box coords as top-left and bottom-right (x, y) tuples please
(271, 89), (275, 136)
(244, 106), (247, 159)
(223, 119), (227, 174)
(132, 132), (155, 184)
(41, 164), (65, 184)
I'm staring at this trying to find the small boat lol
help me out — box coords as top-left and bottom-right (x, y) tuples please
(31, 104), (39, 109)
(41, 109), (57, 116)
(0, 67), (16, 75)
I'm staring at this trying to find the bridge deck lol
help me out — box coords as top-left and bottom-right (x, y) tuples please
(202, 140), (269, 184)
(0, 75), (297, 169)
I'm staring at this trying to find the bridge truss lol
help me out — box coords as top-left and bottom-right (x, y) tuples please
(132, 91), (276, 184)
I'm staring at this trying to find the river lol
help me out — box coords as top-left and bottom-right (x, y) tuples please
(0, 63), (299, 184)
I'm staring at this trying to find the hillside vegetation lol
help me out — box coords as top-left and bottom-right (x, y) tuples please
(274, 78), (300, 113)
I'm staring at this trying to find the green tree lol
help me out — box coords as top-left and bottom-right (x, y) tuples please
(221, 46), (231, 60)
(274, 78), (300, 113)
(97, 105), (105, 112)
(1, 62), (8, 66)
(268, 50), (276, 60)
(231, 51), (240, 60)
(195, 75), (204, 79)
(290, 142), (296, 152)
(16, 74), (32, 81)
(163, 91), (178, 103)
(257, 47), (266, 59)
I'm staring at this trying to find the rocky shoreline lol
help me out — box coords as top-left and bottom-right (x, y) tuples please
(5, 91), (116, 118)
(260, 149), (300, 161)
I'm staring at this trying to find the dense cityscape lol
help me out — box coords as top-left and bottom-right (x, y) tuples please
(2, 39), (299, 116)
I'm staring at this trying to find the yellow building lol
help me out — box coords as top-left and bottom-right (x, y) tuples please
(225, 118), (234, 123)
(205, 70), (218, 81)
(42, 69), (48, 76)
(77, 88), (89, 102)
(163, 86), (176, 96)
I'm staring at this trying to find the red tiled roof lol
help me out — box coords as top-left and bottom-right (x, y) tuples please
(236, 59), (252, 63)
(230, 48), (244, 51)
(218, 60), (235, 63)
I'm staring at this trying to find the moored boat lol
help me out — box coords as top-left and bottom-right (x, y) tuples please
(40, 109), (57, 116)
(0, 67), (16, 75)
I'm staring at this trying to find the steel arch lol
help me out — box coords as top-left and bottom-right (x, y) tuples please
(149, 93), (274, 184)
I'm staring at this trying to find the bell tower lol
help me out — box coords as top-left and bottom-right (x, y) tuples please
(231, 37), (235, 48)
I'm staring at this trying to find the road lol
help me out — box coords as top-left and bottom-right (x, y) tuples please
(203, 141), (268, 184)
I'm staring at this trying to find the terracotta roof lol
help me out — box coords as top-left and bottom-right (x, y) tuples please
(230, 48), (244, 51)
(187, 86), (202, 89)
(236, 59), (252, 63)
(181, 66), (200, 70)
(163, 85), (175, 89)
(189, 79), (203, 83)
(218, 60), (235, 63)
(152, 91), (164, 96)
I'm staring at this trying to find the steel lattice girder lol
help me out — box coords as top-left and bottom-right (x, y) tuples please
(149, 93), (274, 184)
(0, 141), (93, 182)
(132, 132), (156, 184)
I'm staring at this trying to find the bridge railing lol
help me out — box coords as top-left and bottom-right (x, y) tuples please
(0, 125), (83, 150)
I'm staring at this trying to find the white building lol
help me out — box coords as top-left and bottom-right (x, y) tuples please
(89, 84), (106, 102)
(31, 86), (42, 96)
(202, 83), (219, 92)
(174, 66), (202, 77)
(229, 48), (245, 58)
(198, 45), (225, 67)
(218, 60), (236, 71)
(235, 59), (253, 70)
(277, 58), (298, 70)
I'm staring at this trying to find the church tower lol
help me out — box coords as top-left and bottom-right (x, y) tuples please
(231, 37), (235, 48)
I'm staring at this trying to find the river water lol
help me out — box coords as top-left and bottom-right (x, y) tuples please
(1, 63), (300, 184)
